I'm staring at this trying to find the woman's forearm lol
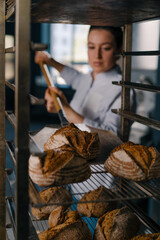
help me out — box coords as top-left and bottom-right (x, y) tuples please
(63, 105), (84, 124)
(47, 58), (65, 73)
(35, 51), (65, 73)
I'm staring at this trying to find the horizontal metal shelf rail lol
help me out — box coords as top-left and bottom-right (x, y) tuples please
(112, 109), (160, 131)
(5, 111), (16, 128)
(5, 80), (15, 91)
(123, 201), (160, 233)
(5, 81), (45, 105)
(122, 50), (160, 56)
(5, 46), (15, 53)
(112, 81), (160, 93)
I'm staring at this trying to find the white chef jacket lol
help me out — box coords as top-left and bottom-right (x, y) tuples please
(60, 64), (136, 135)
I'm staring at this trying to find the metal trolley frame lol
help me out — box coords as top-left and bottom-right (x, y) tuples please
(0, 0), (160, 239)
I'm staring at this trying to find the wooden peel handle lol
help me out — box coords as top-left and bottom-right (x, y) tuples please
(39, 62), (61, 112)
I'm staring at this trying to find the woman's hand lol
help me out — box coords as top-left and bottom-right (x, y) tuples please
(35, 51), (65, 73)
(35, 51), (51, 65)
(44, 87), (70, 113)
(45, 87), (84, 124)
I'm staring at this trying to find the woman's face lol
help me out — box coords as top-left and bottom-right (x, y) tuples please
(87, 29), (118, 76)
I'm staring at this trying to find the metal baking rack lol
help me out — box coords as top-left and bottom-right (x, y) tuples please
(5, 136), (160, 239)
(6, 163), (160, 236)
(4, 123), (160, 238)
(5, 139), (160, 205)
(1, 0), (160, 239)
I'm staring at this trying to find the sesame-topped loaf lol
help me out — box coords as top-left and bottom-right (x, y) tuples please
(104, 141), (160, 181)
(43, 123), (100, 160)
(77, 186), (117, 218)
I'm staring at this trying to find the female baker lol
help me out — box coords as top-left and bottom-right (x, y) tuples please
(35, 26), (136, 136)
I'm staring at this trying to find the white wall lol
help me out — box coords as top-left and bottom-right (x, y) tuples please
(132, 20), (160, 70)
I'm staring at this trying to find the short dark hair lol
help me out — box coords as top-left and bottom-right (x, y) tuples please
(88, 26), (123, 49)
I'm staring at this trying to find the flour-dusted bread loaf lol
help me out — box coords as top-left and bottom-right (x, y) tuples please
(29, 145), (91, 187)
(31, 187), (72, 220)
(131, 232), (160, 239)
(94, 206), (140, 240)
(104, 141), (160, 181)
(44, 123), (100, 160)
(39, 210), (92, 240)
(77, 186), (117, 218)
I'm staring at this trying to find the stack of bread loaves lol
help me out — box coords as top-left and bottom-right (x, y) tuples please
(104, 141), (160, 181)
(29, 124), (100, 186)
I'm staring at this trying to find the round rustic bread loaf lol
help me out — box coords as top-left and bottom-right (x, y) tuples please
(39, 210), (92, 240)
(94, 206), (140, 240)
(29, 145), (91, 186)
(31, 187), (72, 220)
(43, 123), (100, 160)
(77, 186), (117, 218)
(104, 141), (160, 181)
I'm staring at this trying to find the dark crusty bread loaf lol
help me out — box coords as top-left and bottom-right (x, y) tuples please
(104, 141), (160, 181)
(131, 232), (160, 239)
(29, 145), (91, 186)
(39, 210), (92, 240)
(94, 206), (140, 240)
(43, 123), (100, 160)
(31, 187), (72, 220)
(77, 186), (116, 218)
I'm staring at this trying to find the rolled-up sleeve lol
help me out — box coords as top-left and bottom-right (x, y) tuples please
(60, 66), (82, 89)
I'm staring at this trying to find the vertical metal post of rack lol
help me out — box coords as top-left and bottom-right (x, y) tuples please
(120, 24), (132, 142)
(15, 0), (30, 239)
(0, 0), (6, 239)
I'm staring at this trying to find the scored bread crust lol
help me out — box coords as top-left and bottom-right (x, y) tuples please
(94, 207), (140, 240)
(39, 221), (92, 240)
(43, 123), (100, 160)
(104, 141), (160, 181)
(29, 145), (91, 187)
(77, 186), (116, 218)
(31, 187), (72, 220)
(39, 210), (92, 240)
